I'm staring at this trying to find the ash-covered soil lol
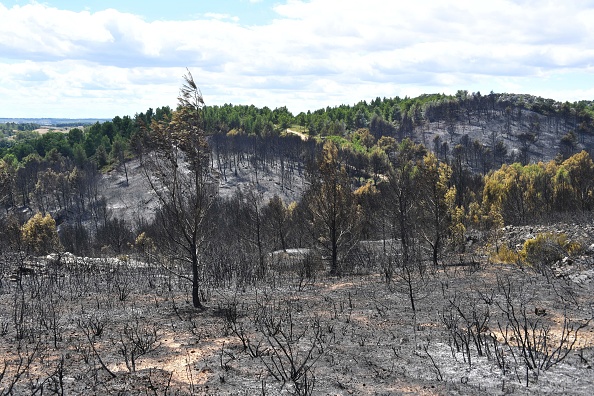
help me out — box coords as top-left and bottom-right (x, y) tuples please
(421, 105), (594, 166)
(100, 158), (307, 222)
(1, 240), (593, 395)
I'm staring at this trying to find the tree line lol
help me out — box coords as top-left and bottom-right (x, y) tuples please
(2, 89), (593, 177)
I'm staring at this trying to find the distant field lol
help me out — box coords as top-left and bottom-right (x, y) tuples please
(34, 127), (71, 134)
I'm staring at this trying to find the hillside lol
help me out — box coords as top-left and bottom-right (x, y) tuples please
(98, 91), (594, 224)
(414, 93), (594, 169)
(100, 157), (308, 222)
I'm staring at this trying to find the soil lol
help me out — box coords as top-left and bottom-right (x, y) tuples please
(100, 158), (307, 223)
(418, 107), (594, 166)
(285, 128), (310, 141)
(0, 242), (593, 395)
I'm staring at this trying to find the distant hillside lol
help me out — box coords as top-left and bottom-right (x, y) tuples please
(409, 92), (594, 168)
(202, 92), (594, 168)
(2, 92), (592, 178)
(0, 118), (110, 126)
(99, 156), (308, 222)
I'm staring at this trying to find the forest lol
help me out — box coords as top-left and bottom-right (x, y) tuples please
(0, 75), (594, 395)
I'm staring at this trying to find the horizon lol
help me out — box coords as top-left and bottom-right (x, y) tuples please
(1, 89), (593, 121)
(1, 1), (594, 118)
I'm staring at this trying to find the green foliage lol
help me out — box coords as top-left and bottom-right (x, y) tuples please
(1, 90), (594, 253)
(490, 243), (521, 264)
(520, 232), (581, 266)
(482, 151), (594, 224)
(15, 130), (41, 141)
(0, 122), (40, 137)
(491, 232), (583, 267)
(350, 128), (375, 150)
(307, 140), (362, 275)
(11, 141), (36, 161)
(399, 93), (449, 113)
(0, 109), (161, 171)
(203, 103), (287, 136)
(94, 144), (108, 168)
(67, 127), (84, 145)
(0, 158), (16, 206)
(561, 150), (594, 210)
(21, 212), (61, 255)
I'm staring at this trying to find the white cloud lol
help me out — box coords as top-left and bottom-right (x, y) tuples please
(0, 0), (593, 117)
(203, 12), (240, 22)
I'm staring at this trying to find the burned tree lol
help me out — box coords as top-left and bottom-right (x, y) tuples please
(141, 71), (217, 309)
(305, 141), (362, 276)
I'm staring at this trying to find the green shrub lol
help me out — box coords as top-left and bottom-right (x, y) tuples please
(520, 232), (581, 266)
(21, 213), (61, 256)
(490, 243), (521, 264)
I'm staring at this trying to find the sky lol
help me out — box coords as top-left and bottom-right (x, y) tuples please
(1, 0), (594, 118)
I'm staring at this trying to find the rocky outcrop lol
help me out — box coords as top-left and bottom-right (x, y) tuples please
(496, 222), (594, 284)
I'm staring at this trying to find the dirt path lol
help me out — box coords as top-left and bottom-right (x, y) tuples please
(285, 128), (309, 140)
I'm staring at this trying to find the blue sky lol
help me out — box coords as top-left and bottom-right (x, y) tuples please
(1, 0), (594, 118)
(2, 0), (279, 24)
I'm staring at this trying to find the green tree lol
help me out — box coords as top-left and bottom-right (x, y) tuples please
(94, 144), (108, 168)
(562, 150), (594, 210)
(67, 127), (84, 146)
(111, 134), (129, 185)
(84, 122), (103, 157)
(0, 159), (15, 210)
(483, 163), (529, 224)
(21, 212), (60, 256)
(368, 147), (389, 184)
(418, 153), (458, 265)
(72, 143), (87, 168)
(483, 159), (564, 224)
(351, 128), (375, 150)
(553, 164), (573, 211)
